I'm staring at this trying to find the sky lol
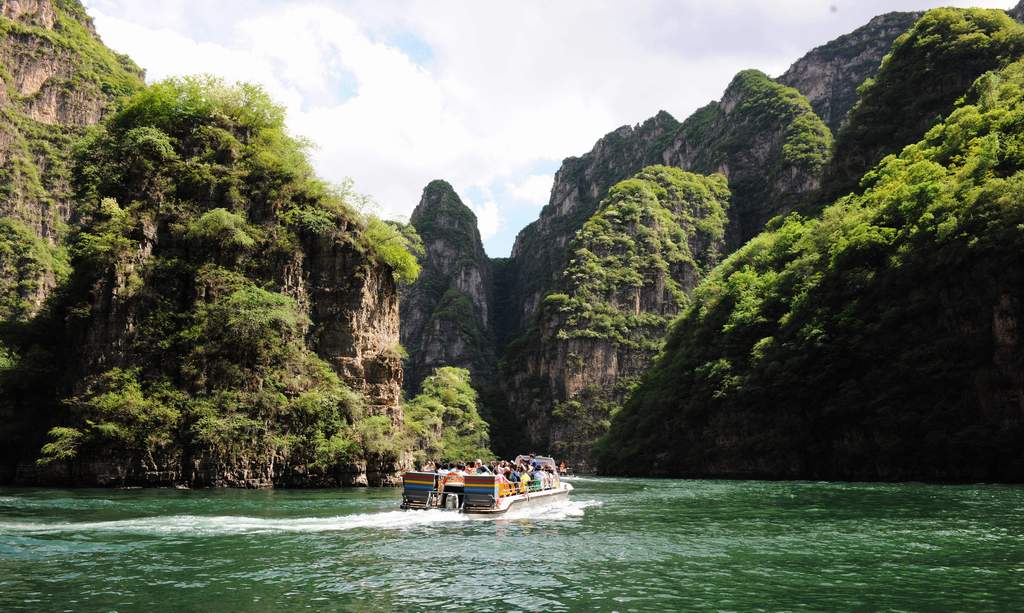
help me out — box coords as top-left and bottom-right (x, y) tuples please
(83, 0), (1013, 256)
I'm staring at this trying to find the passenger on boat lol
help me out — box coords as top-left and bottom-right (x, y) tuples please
(475, 459), (491, 475)
(437, 463), (450, 477)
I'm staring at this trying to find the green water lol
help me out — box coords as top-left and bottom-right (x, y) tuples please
(1, 478), (1023, 611)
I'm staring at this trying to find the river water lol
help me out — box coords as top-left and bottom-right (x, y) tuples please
(1, 478), (1023, 611)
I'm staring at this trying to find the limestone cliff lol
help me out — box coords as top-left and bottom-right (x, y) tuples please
(0, 0), (143, 320)
(778, 12), (921, 134)
(821, 8), (1024, 203)
(503, 167), (729, 467)
(401, 180), (495, 392)
(598, 56), (1024, 482)
(0, 76), (412, 488)
(488, 74), (827, 465)
(662, 69), (831, 249)
(503, 111), (680, 339)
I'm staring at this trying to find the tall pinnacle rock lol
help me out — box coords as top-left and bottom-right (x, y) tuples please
(400, 180), (496, 393)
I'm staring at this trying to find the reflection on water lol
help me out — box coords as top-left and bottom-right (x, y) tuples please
(1, 479), (1023, 611)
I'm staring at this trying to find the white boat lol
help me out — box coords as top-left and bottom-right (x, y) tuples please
(400, 456), (572, 515)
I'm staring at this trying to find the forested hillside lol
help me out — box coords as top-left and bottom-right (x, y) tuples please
(5, 1), (1024, 486)
(401, 6), (1024, 475)
(598, 54), (1024, 481)
(502, 166), (729, 464)
(0, 77), (425, 486)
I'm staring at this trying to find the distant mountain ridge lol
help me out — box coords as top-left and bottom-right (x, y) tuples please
(404, 4), (1024, 474)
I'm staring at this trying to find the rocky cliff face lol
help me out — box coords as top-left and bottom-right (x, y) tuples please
(0, 74), (411, 488)
(503, 111), (679, 338)
(778, 12), (921, 134)
(0, 0), (143, 320)
(400, 180), (495, 393)
(821, 8), (1024, 204)
(598, 56), (1024, 482)
(486, 73), (828, 465)
(662, 69), (831, 249)
(304, 234), (404, 422)
(503, 167), (729, 467)
(1009, 1), (1024, 23)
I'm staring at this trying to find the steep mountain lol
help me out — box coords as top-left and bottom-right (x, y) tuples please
(503, 111), (680, 338)
(0, 0), (144, 321)
(778, 12), (922, 134)
(502, 167), (729, 466)
(0, 77), (420, 487)
(598, 53), (1024, 482)
(822, 8), (1024, 203)
(491, 70), (828, 465)
(662, 69), (832, 249)
(400, 180), (495, 393)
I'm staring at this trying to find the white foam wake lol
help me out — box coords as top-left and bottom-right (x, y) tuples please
(492, 499), (603, 522)
(0, 509), (469, 536)
(0, 500), (602, 536)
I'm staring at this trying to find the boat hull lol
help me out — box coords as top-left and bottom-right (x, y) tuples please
(463, 483), (573, 515)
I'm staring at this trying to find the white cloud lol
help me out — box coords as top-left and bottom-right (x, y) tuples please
(507, 174), (554, 207)
(84, 0), (1015, 255)
(466, 200), (502, 241)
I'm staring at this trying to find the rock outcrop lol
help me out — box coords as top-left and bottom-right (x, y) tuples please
(400, 180), (496, 393)
(778, 12), (922, 134)
(0, 0), (144, 319)
(0, 69), (410, 486)
(503, 111), (680, 339)
(662, 69), (831, 249)
(503, 167), (729, 467)
(1009, 0), (1024, 23)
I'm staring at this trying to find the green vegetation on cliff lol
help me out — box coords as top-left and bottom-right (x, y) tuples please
(553, 165), (729, 351)
(405, 366), (492, 463)
(2, 77), (419, 484)
(0, 218), (70, 321)
(669, 69), (832, 248)
(598, 58), (1024, 481)
(500, 166), (730, 466)
(0, 0), (145, 319)
(824, 8), (1024, 202)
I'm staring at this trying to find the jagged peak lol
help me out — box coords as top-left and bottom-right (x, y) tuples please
(413, 179), (475, 220)
(410, 179), (484, 248)
(718, 68), (814, 116)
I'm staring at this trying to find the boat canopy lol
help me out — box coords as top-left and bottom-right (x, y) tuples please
(514, 455), (556, 469)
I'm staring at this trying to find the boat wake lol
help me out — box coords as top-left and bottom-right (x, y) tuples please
(0, 500), (602, 536)
(497, 498), (602, 521)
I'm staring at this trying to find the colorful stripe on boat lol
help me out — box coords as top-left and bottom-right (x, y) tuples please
(403, 472), (437, 491)
(463, 475), (498, 495)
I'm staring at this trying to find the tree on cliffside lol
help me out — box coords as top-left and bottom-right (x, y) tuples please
(2, 76), (420, 486)
(404, 366), (492, 463)
(598, 57), (1024, 482)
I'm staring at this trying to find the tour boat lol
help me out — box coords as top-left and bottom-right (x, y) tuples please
(400, 456), (573, 515)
